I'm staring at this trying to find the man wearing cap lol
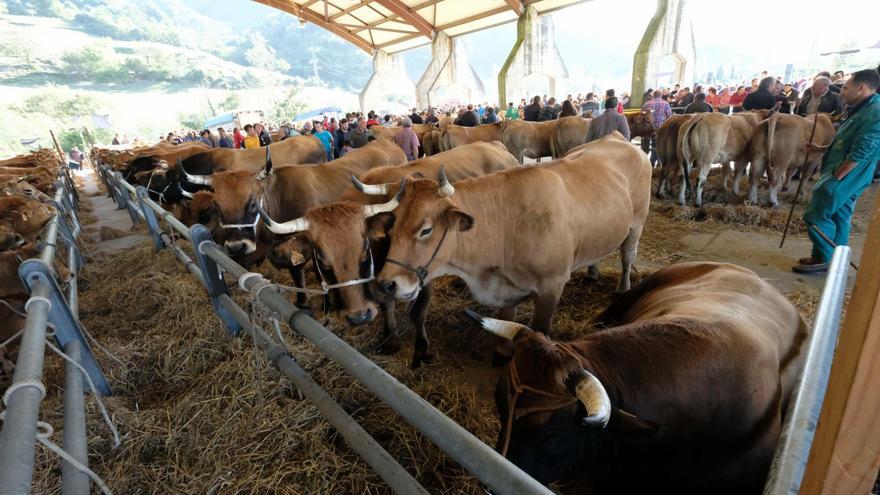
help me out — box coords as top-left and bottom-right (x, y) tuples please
(794, 69), (880, 274)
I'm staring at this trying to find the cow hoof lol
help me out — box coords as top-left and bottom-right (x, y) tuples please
(587, 265), (600, 281)
(410, 351), (434, 369)
(374, 336), (402, 355)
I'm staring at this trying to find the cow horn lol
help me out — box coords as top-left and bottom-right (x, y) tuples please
(572, 369), (611, 428)
(463, 308), (528, 341)
(180, 158), (212, 186)
(363, 179), (406, 217)
(437, 165), (454, 197)
(256, 202), (309, 234)
(178, 183), (194, 199)
(351, 174), (390, 195)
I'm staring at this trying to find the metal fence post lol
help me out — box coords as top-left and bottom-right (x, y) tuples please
(61, 341), (90, 495)
(112, 172), (140, 225)
(188, 224), (241, 336)
(135, 186), (163, 251)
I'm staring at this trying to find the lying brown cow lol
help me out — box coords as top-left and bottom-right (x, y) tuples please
(500, 120), (556, 163)
(550, 116), (591, 158)
(260, 141), (521, 367)
(376, 132), (651, 337)
(440, 123), (502, 152)
(468, 261), (806, 494)
(748, 112), (835, 206)
(183, 139), (406, 307)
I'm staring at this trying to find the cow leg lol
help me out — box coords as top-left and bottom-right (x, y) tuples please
(531, 286), (564, 333)
(731, 161), (746, 195)
(375, 295), (401, 355)
(289, 266), (308, 308)
(587, 264), (600, 281)
(694, 162), (711, 208)
(617, 225), (642, 293)
(656, 162), (669, 198)
(409, 284), (434, 369)
(678, 161), (691, 205)
(721, 161), (732, 191)
(768, 164), (787, 208)
(749, 155), (765, 204)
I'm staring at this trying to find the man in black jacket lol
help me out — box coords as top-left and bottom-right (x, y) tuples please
(523, 96), (542, 121)
(743, 77), (778, 111)
(795, 76), (844, 116)
(685, 92), (713, 113)
(455, 104), (479, 127)
(409, 108), (423, 124)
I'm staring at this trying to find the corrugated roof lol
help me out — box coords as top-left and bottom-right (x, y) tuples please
(251, 0), (589, 53)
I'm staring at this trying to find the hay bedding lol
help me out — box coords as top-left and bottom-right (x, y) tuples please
(27, 172), (824, 493)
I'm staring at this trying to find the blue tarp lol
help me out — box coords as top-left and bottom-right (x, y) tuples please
(293, 107), (342, 122)
(205, 112), (235, 129)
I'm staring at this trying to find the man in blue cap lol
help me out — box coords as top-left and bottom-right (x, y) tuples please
(794, 68), (880, 274)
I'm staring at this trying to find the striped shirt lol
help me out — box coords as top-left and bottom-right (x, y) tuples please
(642, 97), (672, 127)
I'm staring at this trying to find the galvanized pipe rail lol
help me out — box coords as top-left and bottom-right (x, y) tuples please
(0, 169), (108, 495)
(106, 166), (555, 495)
(763, 246), (853, 495)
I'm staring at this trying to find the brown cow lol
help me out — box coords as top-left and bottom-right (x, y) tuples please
(376, 132), (651, 337)
(550, 116), (591, 158)
(678, 111), (770, 206)
(260, 141), (521, 367)
(369, 125), (403, 142)
(468, 261), (807, 494)
(500, 120), (556, 163)
(655, 114), (693, 200)
(440, 122), (502, 152)
(183, 139), (406, 306)
(0, 196), (55, 245)
(625, 110), (655, 153)
(748, 112), (835, 206)
(422, 130), (442, 156)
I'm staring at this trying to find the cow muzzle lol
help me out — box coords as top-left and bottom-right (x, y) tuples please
(225, 239), (257, 256)
(345, 303), (377, 327)
(377, 276), (419, 301)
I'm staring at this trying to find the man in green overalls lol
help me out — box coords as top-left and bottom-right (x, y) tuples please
(794, 68), (880, 274)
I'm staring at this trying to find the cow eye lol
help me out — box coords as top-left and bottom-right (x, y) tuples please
(419, 227), (433, 238)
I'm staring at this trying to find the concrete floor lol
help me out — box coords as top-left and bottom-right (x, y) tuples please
(76, 168), (145, 252)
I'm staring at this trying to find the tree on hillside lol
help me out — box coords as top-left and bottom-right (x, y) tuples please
(235, 32), (291, 74)
(270, 86), (306, 124)
(178, 112), (205, 130)
(218, 93), (241, 112)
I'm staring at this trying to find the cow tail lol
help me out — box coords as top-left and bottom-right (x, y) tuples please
(765, 112), (779, 171)
(550, 119), (563, 159)
(678, 115), (701, 169)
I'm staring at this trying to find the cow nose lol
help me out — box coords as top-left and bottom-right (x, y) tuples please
(378, 279), (396, 295)
(345, 308), (373, 327)
(225, 243), (245, 256)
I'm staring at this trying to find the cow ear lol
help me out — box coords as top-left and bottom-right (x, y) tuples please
(366, 212), (394, 239)
(446, 208), (473, 231)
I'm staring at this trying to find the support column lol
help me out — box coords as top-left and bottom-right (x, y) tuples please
(359, 49), (416, 114)
(416, 32), (485, 109)
(498, 6), (569, 108)
(630, 0), (696, 108)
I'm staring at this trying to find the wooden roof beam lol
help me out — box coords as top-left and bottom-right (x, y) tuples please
(372, 0), (434, 39)
(503, 0), (523, 16)
(255, 0), (374, 53)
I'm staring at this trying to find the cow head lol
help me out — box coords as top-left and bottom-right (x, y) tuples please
(258, 180), (404, 326)
(0, 196), (54, 244)
(374, 167), (472, 301)
(465, 310), (613, 486)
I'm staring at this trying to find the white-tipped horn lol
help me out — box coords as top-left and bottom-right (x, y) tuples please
(362, 179), (406, 217)
(178, 183), (194, 199)
(574, 370), (611, 428)
(351, 174), (391, 195)
(256, 202), (309, 234)
(180, 159), (212, 186)
(463, 308), (528, 341)
(437, 165), (454, 197)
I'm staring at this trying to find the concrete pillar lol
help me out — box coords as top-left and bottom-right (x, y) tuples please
(416, 32), (485, 109)
(630, 0), (696, 107)
(497, 6), (569, 107)
(359, 49), (417, 114)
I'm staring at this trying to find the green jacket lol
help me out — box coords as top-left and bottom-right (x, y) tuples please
(505, 107), (519, 120)
(819, 93), (880, 193)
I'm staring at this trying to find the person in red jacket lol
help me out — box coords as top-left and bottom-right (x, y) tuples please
(232, 127), (245, 149)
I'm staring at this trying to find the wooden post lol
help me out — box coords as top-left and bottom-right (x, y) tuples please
(800, 190), (880, 493)
(49, 130), (66, 164)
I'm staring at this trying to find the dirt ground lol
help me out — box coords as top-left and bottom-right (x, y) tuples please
(27, 168), (876, 494)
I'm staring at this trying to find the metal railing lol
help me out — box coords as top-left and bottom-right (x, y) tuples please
(763, 246), (852, 494)
(0, 167), (111, 495)
(102, 165), (554, 495)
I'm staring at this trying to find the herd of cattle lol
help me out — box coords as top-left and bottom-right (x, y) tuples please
(88, 107), (823, 492)
(0, 149), (65, 377)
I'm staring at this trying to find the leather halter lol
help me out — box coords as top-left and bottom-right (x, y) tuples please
(384, 226), (449, 289)
(499, 343), (584, 458)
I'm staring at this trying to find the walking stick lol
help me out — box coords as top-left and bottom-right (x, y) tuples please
(810, 225), (860, 271)
(779, 115), (820, 248)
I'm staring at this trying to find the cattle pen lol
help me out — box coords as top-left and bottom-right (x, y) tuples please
(0, 156), (877, 494)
